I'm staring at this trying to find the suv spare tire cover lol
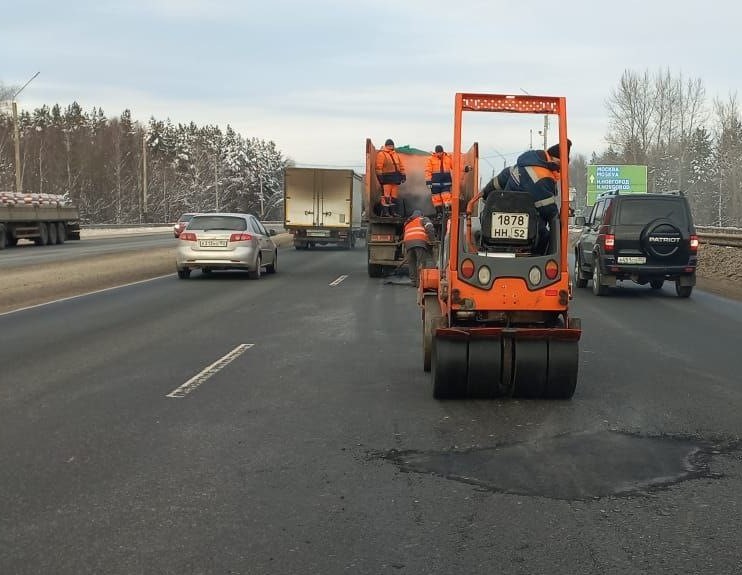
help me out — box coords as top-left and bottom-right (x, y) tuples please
(640, 218), (684, 258)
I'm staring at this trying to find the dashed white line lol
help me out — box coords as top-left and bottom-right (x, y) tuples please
(329, 274), (348, 287)
(166, 344), (254, 398)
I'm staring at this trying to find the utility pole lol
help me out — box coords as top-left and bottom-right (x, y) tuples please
(259, 175), (264, 219)
(12, 102), (21, 195)
(215, 155), (219, 211)
(11, 71), (40, 195)
(520, 87), (548, 150)
(142, 131), (148, 222)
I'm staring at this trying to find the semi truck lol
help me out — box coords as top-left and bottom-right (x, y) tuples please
(0, 192), (81, 249)
(283, 167), (365, 250)
(364, 141), (437, 277)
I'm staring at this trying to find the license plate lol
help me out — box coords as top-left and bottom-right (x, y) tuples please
(199, 239), (228, 247)
(307, 230), (330, 237)
(491, 212), (529, 239)
(617, 256), (646, 264)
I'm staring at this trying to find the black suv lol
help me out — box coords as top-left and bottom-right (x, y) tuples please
(573, 190), (698, 297)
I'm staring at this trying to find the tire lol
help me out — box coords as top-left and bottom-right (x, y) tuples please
(266, 250), (277, 274)
(650, 279), (664, 290)
(675, 281), (693, 298)
(423, 296), (443, 372)
(177, 267), (191, 279)
(368, 263), (383, 278)
(574, 252), (588, 288)
(48, 222), (58, 245)
(248, 255), (262, 279)
(0, 224), (6, 250)
(56, 222), (66, 244)
(35, 222), (49, 246)
(592, 259), (608, 296)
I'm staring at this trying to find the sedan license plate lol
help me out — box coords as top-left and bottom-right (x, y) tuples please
(199, 239), (228, 247)
(491, 212), (529, 239)
(617, 256), (646, 264)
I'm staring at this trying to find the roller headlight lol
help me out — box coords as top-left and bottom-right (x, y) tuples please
(528, 266), (542, 286)
(477, 265), (491, 285)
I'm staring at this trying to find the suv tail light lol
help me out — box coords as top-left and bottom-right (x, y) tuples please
(602, 234), (615, 252)
(229, 233), (254, 242)
(689, 234), (699, 252)
(179, 232), (197, 241)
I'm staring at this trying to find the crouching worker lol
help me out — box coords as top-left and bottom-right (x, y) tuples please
(403, 210), (436, 287)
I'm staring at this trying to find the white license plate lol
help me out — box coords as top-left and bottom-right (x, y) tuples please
(307, 230), (330, 237)
(617, 256), (646, 264)
(199, 239), (228, 247)
(491, 212), (529, 239)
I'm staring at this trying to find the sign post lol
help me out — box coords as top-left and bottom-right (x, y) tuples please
(586, 165), (647, 205)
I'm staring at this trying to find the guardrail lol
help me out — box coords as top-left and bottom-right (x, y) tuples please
(81, 221), (285, 229)
(696, 226), (742, 248)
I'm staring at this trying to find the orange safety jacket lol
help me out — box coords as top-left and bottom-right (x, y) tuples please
(403, 216), (434, 250)
(376, 147), (406, 185)
(424, 152), (454, 187)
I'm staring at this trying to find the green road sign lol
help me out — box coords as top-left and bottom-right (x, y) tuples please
(586, 165), (647, 205)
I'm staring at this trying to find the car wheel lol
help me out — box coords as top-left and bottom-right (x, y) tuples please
(177, 267), (191, 280)
(650, 279), (664, 290)
(266, 251), (277, 274)
(574, 252), (588, 288)
(675, 281), (693, 298)
(248, 255), (262, 280)
(592, 259), (608, 296)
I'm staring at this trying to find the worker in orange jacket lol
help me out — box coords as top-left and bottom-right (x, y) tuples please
(403, 210), (436, 286)
(424, 145), (454, 217)
(375, 139), (406, 217)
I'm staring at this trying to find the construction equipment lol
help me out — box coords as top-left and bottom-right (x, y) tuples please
(364, 141), (436, 277)
(419, 93), (582, 399)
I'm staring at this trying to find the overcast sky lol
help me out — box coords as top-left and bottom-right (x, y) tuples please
(3, 0), (740, 171)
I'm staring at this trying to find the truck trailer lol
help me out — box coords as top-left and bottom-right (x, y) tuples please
(0, 192), (81, 249)
(284, 167), (365, 250)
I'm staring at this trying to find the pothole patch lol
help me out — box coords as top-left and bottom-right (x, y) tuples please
(381, 431), (732, 500)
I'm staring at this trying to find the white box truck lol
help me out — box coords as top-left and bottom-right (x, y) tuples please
(284, 167), (365, 250)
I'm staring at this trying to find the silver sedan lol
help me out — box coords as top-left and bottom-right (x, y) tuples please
(175, 213), (278, 279)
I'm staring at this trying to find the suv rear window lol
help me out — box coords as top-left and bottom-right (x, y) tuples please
(617, 198), (688, 226)
(188, 215), (247, 231)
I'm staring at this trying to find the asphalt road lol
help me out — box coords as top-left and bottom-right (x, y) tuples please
(1, 246), (741, 575)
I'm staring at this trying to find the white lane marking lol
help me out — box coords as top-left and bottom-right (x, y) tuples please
(0, 274), (175, 317)
(166, 344), (253, 398)
(329, 274), (348, 287)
